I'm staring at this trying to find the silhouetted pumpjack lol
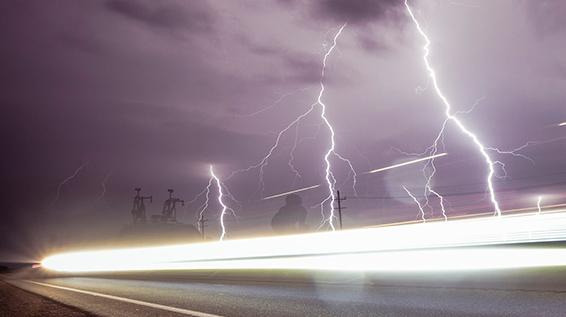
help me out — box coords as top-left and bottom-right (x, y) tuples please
(131, 188), (152, 224)
(160, 189), (185, 222)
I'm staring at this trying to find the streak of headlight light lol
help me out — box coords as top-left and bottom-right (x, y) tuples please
(263, 185), (321, 200)
(404, 1), (502, 216)
(559, 122), (566, 127)
(41, 209), (566, 273)
(42, 248), (566, 272)
(366, 153), (447, 174)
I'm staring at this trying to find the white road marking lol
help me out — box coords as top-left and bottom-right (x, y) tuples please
(24, 280), (225, 317)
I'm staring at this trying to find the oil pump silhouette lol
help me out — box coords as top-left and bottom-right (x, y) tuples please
(160, 189), (184, 222)
(131, 188), (152, 224)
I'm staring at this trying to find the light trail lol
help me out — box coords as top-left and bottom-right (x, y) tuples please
(42, 209), (566, 273)
(366, 152), (447, 174)
(404, 1), (502, 216)
(263, 184), (321, 200)
(559, 122), (566, 127)
(402, 185), (426, 222)
(51, 161), (89, 206)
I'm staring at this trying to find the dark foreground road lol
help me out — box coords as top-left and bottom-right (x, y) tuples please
(6, 270), (566, 317)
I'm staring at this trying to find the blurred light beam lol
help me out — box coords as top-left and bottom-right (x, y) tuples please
(366, 153), (447, 174)
(263, 185), (321, 200)
(42, 209), (566, 273)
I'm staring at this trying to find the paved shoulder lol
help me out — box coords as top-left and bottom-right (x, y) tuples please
(0, 280), (94, 317)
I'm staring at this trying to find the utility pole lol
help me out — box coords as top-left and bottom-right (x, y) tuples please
(198, 216), (208, 240)
(336, 190), (346, 230)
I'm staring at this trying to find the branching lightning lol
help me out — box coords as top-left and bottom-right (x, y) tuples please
(51, 161), (89, 206)
(195, 177), (213, 234)
(191, 166), (237, 240)
(402, 185), (426, 222)
(405, 0), (502, 216)
(227, 24), (356, 230)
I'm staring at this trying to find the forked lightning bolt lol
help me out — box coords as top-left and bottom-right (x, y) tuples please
(191, 166), (236, 240)
(404, 0), (502, 216)
(402, 185), (426, 222)
(228, 24), (357, 230)
(195, 176), (213, 234)
(318, 23), (357, 230)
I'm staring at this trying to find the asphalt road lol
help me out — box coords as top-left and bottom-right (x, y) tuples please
(7, 270), (566, 317)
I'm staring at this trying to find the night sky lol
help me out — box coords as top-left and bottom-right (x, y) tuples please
(1, 0), (565, 261)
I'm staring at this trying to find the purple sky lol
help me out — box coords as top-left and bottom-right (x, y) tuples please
(1, 0), (565, 261)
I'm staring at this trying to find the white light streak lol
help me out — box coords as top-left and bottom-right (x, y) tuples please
(263, 184), (321, 200)
(559, 122), (566, 127)
(366, 153), (447, 174)
(537, 196), (543, 215)
(42, 209), (566, 273)
(404, 1), (502, 216)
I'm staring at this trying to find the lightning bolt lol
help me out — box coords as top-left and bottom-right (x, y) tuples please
(537, 196), (543, 215)
(318, 23), (359, 230)
(195, 177), (213, 234)
(227, 24), (357, 231)
(51, 161), (89, 206)
(210, 165), (233, 241)
(190, 166), (237, 240)
(402, 185), (426, 222)
(97, 172), (112, 202)
(404, 1), (502, 216)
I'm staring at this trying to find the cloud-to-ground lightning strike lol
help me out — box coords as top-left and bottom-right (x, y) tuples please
(402, 185), (426, 222)
(537, 196), (543, 215)
(97, 172), (112, 202)
(196, 177), (214, 234)
(404, 0), (502, 216)
(191, 166), (236, 240)
(317, 23), (357, 230)
(227, 24), (356, 230)
(210, 165), (232, 241)
(263, 184), (321, 200)
(51, 161), (89, 206)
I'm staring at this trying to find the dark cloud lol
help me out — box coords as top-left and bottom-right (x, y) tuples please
(525, 1), (566, 36)
(315, 0), (403, 24)
(105, 0), (214, 32)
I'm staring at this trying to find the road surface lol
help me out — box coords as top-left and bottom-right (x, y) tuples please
(7, 269), (566, 317)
